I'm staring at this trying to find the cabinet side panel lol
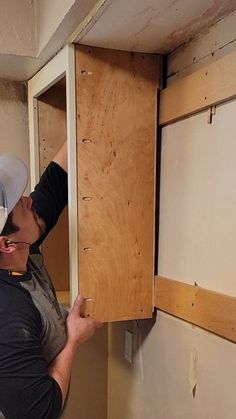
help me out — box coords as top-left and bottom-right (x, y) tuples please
(38, 84), (69, 292)
(76, 46), (159, 321)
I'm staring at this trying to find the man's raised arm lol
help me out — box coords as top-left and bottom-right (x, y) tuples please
(53, 142), (67, 172)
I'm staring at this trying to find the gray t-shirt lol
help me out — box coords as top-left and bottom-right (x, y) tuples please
(20, 253), (68, 364)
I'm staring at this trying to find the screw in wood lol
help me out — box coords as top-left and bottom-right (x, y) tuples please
(82, 138), (92, 143)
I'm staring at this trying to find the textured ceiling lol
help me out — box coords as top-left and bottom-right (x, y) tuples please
(75, 0), (236, 53)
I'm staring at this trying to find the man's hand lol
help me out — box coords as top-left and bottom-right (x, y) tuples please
(49, 295), (102, 406)
(66, 295), (103, 350)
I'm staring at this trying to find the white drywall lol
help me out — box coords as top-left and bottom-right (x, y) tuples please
(108, 312), (236, 419)
(159, 99), (236, 295)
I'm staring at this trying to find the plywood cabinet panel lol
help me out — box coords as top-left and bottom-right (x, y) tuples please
(75, 46), (159, 321)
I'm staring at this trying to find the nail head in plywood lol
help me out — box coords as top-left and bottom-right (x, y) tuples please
(154, 276), (236, 343)
(75, 45), (161, 322)
(160, 50), (236, 125)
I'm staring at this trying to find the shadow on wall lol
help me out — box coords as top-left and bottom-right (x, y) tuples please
(133, 311), (157, 353)
(109, 310), (157, 368)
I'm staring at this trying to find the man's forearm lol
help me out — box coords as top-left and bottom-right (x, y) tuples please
(48, 341), (76, 406)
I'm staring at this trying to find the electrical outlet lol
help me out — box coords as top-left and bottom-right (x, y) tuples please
(124, 330), (133, 363)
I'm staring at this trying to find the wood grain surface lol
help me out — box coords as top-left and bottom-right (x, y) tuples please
(75, 46), (160, 321)
(160, 50), (236, 125)
(155, 276), (236, 342)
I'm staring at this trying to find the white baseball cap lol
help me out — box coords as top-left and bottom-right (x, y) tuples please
(0, 154), (28, 235)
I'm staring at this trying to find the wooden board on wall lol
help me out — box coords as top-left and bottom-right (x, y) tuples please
(155, 276), (236, 343)
(160, 49), (236, 125)
(37, 81), (69, 292)
(75, 45), (160, 321)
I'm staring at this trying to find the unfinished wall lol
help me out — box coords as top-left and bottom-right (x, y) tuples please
(0, 79), (30, 192)
(108, 11), (236, 419)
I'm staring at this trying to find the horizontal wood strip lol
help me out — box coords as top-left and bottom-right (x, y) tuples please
(159, 50), (236, 125)
(154, 276), (236, 342)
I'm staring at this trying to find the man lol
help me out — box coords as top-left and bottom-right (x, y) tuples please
(0, 144), (102, 418)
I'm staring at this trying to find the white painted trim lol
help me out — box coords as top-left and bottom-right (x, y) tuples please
(68, 0), (111, 44)
(28, 96), (39, 189)
(28, 46), (69, 190)
(28, 44), (78, 307)
(66, 45), (79, 306)
(28, 47), (68, 99)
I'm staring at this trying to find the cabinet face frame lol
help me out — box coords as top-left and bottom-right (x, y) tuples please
(28, 44), (78, 306)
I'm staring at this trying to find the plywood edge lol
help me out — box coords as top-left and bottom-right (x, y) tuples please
(56, 291), (70, 306)
(66, 44), (79, 306)
(159, 49), (236, 125)
(154, 275), (236, 342)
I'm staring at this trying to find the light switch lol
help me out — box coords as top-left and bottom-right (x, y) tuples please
(124, 330), (133, 363)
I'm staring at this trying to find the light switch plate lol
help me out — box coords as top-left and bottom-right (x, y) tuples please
(124, 330), (133, 363)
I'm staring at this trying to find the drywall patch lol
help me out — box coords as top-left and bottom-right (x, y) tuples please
(189, 347), (198, 398)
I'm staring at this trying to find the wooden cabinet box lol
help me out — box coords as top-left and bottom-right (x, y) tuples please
(28, 45), (160, 322)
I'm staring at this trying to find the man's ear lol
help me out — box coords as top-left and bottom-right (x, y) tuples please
(0, 237), (16, 254)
